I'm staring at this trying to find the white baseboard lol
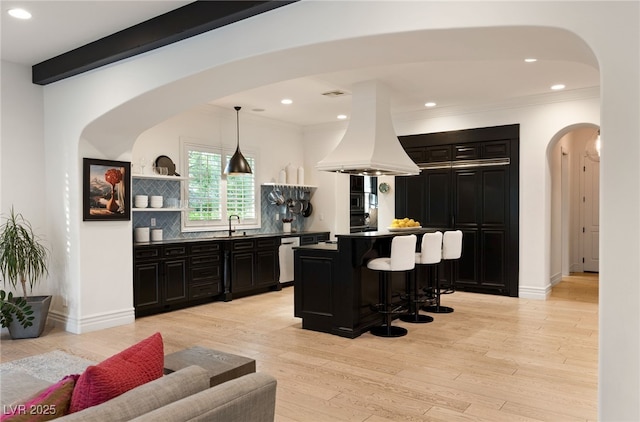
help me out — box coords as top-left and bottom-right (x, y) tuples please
(519, 284), (552, 300)
(570, 263), (583, 273)
(48, 308), (135, 334)
(550, 272), (563, 286)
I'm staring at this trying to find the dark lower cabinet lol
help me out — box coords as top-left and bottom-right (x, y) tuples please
(231, 250), (255, 292)
(299, 232), (330, 245)
(134, 261), (161, 311)
(230, 237), (279, 297)
(164, 259), (188, 304)
(134, 244), (188, 317)
(256, 238), (278, 287)
(135, 233), (330, 313)
(188, 241), (222, 300)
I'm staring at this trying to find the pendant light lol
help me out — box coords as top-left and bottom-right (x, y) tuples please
(224, 106), (252, 175)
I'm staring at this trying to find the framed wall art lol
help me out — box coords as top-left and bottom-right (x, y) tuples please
(83, 158), (131, 221)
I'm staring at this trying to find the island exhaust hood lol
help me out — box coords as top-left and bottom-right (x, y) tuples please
(316, 80), (420, 176)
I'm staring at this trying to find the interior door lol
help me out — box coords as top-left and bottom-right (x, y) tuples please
(583, 157), (600, 272)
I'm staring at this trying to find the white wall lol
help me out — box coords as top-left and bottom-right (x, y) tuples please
(133, 105), (304, 186)
(2, 1), (638, 419)
(0, 61), (48, 296)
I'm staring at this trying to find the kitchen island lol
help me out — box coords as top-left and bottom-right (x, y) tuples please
(294, 229), (436, 338)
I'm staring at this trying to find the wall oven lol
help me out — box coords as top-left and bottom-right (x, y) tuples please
(350, 193), (364, 214)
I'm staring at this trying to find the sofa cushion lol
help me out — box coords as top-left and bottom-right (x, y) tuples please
(129, 372), (277, 422)
(1, 374), (78, 421)
(60, 366), (210, 422)
(69, 332), (164, 413)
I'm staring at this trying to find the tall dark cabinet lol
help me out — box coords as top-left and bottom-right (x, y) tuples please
(396, 124), (519, 297)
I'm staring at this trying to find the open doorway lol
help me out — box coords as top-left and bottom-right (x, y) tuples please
(549, 124), (600, 286)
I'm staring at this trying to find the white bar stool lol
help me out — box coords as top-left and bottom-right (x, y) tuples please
(400, 231), (442, 324)
(366, 234), (417, 337)
(423, 230), (462, 314)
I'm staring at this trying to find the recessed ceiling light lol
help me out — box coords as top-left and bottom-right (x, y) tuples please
(337, 114), (347, 120)
(424, 102), (437, 107)
(551, 84), (566, 90)
(524, 58), (537, 63)
(280, 98), (293, 105)
(8, 8), (31, 19)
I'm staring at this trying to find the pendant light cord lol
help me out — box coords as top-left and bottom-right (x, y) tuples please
(235, 106), (241, 151)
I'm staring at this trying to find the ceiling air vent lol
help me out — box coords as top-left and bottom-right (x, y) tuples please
(321, 90), (348, 98)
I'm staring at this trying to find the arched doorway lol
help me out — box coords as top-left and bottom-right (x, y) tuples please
(548, 123), (600, 286)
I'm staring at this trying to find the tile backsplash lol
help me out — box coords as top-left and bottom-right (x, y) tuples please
(132, 180), (313, 240)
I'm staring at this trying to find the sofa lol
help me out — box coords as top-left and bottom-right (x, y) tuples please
(2, 338), (277, 422)
(2, 365), (276, 422)
(66, 365), (276, 421)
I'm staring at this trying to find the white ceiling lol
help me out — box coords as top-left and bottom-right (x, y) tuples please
(1, 1), (600, 127)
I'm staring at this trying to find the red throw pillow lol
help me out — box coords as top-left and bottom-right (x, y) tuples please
(1, 374), (79, 421)
(69, 332), (164, 413)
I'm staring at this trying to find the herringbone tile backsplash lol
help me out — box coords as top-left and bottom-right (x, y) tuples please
(133, 181), (312, 241)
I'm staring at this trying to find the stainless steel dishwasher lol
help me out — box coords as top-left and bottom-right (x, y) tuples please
(279, 236), (300, 283)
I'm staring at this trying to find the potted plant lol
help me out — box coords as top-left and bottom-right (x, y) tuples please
(0, 207), (50, 339)
(0, 289), (34, 330)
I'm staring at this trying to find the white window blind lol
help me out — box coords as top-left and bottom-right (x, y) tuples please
(182, 140), (258, 231)
(187, 148), (222, 223)
(226, 155), (256, 220)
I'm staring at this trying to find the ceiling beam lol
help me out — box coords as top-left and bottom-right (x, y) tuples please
(32, 0), (297, 85)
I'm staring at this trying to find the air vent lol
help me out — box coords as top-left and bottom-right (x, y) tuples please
(321, 90), (348, 97)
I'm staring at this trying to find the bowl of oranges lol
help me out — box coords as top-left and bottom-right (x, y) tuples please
(388, 217), (422, 231)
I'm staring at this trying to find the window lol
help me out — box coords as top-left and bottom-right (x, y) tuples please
(182, 141), (258, 231)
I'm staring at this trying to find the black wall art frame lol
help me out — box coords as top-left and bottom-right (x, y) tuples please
(83, 158), (131, 221)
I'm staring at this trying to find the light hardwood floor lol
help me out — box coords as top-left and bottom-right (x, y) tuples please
(1, 273), (598, 421)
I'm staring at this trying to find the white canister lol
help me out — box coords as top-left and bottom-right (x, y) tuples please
(134, 227), (150, 243)
(286, 163), (295, 184)
(150, 195), (163, 208)
(297, 166), (304, 185)
(151, 229), (163, 242)
(282, 222), (291, 233)
(278, 168), (286, 184)
(134, 195), (148, 208)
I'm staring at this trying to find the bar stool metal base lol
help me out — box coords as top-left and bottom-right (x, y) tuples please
(422, 304), (454, 313)
(370, 325), (408, 337)
(399, 313), (434, 323)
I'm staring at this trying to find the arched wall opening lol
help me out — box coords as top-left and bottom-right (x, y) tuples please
(68, 23), (601, 330)
(547, 123), (600, 287)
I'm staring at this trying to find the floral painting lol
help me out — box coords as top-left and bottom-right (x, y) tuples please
(83, 158), (131, 221)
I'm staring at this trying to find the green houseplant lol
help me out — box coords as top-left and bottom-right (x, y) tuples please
(0, 289), (34, 330)
(0, 207), (50, 338)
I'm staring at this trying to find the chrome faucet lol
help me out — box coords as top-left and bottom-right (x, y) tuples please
(228, 214), (240, 236)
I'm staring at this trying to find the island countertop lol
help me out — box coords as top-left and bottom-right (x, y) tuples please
(336, 228), (439, 238)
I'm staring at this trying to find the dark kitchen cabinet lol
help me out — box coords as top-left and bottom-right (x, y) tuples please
(451, 166), (510, 292)
(255, 238), (279, 287)
(396, 124), (519, 297)
(299, 232), (330, 246)
(188, 241), (222, 301)
(350, 175), (364, 192)
(229, 237), (279, 297)
(134, 244), (188, 316)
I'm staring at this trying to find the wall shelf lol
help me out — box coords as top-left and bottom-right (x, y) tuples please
(132, 208), (188, 212)
(262, 182), (317, 189)
(132, 173), (187, 181)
